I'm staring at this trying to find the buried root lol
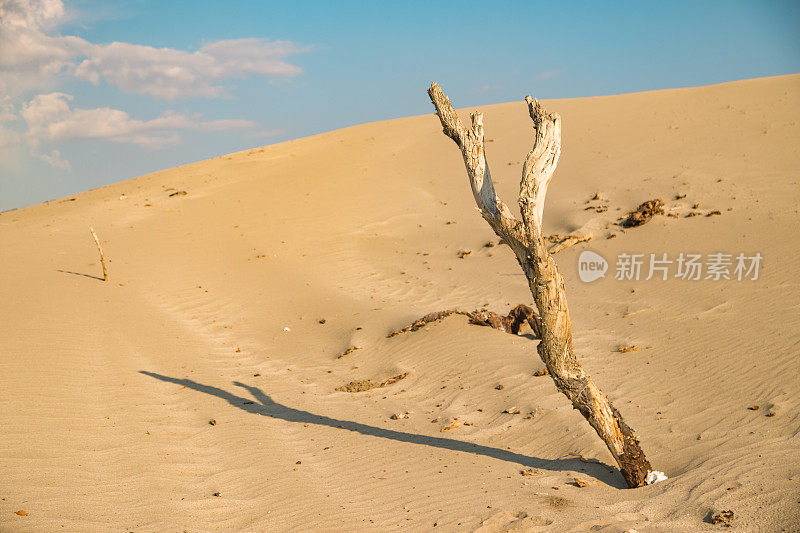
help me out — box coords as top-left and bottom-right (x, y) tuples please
(335, 372), (409, 393)
(387, 304), (541, 339)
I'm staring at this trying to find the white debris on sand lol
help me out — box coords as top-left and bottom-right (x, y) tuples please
(645, 470), (668, 485)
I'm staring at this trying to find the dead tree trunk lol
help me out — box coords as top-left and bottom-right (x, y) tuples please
(427, 83), (657, 488)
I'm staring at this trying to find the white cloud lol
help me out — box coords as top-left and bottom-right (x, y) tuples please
(20, 92), (258, 151)
(35, 147), (69, 169)
(0, 95), (17, 122)
(1, 1), (297, 172)
(0, 0), (64, 29)
(198, 38), (303, 78)
(75, 38), (305, 100)
(0, 0), (306, 99)
(0, 123), (19, 147)
(0, 96), (20, 147)
(0, 0), (90, 94)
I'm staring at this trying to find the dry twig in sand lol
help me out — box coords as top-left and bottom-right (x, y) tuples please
(337, 346), (361, 358)
(89, 226), (108, 282)
(387, 309), (464, 337)
(567, 451), (615, 472)
(387, 304), (540, 338)
(335, 372), (408, 393)
(549, 232), (593, 254)
(428, 82), (656, 488)
(623, 307), (654, 318)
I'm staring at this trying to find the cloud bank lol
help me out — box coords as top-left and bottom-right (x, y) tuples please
(0, 0), (300, 168)
(21, 93), (257, 148)
(0, 0), (306, 98)
(74, 39), (304, 100)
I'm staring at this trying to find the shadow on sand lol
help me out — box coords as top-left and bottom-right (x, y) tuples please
(140, 370), (625, 488)
(57, 269), (105, 281)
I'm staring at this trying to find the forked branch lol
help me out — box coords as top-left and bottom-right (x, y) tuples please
(428, 82), (658, 488)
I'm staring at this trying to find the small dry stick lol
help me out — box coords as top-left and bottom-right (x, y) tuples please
(89, 226), (108, 281)
(549, 232), (593, 254)
(622, 306), (654, 318)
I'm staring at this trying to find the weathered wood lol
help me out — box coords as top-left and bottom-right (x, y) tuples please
(89, 226), (108, 282)
(387, 305), (540, 339)
(549, 232), (593, 254)
(427, 82), (657, 488)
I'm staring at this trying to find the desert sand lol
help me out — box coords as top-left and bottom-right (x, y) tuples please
(1, 74), (799, 531)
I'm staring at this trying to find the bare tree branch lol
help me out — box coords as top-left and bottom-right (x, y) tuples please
(427, 82), (658, 488)
(427, 84), (526, 252)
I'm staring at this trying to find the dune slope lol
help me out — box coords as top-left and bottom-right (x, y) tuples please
(1, 74), (799, 532)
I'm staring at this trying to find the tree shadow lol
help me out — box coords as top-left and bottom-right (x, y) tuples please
(140, 370), (626, 488)
(57, 269), (104, 281)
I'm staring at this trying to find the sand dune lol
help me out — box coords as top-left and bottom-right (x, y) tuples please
(1, 74), (799, 531)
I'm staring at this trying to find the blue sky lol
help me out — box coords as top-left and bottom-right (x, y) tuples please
(1, 0), (798, 211)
